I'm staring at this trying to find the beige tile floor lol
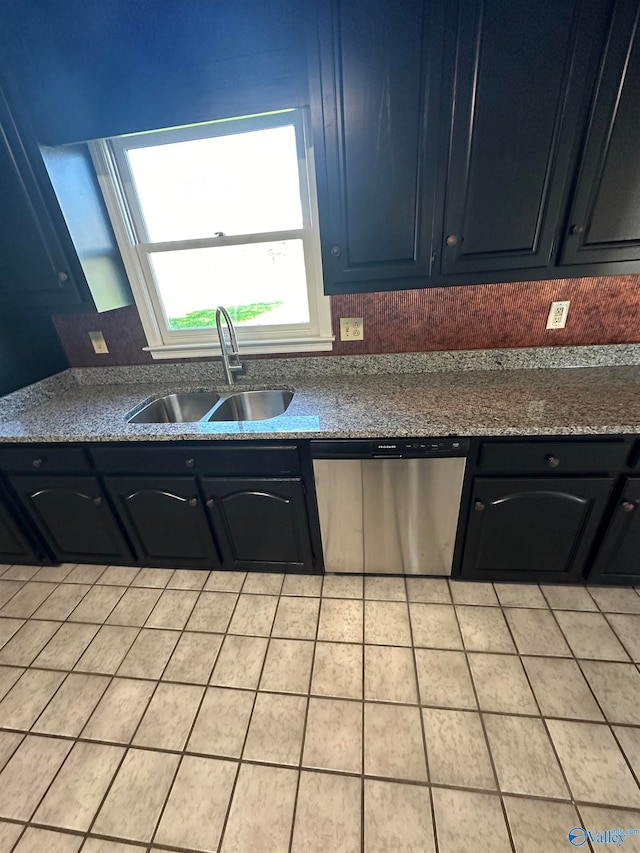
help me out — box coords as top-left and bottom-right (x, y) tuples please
(0, 565), (639, 851)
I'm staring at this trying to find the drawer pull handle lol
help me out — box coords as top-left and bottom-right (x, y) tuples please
(188, 498), (198, 508)
(206, 498), (215, 509)
(446, 234), (459, 247)
(32, 458), (44, 469)
(185, 458), (195, 468)
(474, 500), (485, 512)
(330, 245), (342, 258)
(622, 501), (636, 513)
(93, 496), (103, 506)
(546, 455), (560, 469)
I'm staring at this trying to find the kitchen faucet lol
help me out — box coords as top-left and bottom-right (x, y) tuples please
(215, 306), (245, 385)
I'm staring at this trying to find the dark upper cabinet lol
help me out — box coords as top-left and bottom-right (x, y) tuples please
(437, 0), (609, 276)
(461, 476), (614, 582)
(310, 0), (437, 293)
(0, 83), (81, 309)
(9, 475), (133, 564)
(104, 476), (220, 569)
(560, 0), (640, 266)
(0, 72), (132, 313)
(589, 478), (640, 584)
(203, 478), (315, 572)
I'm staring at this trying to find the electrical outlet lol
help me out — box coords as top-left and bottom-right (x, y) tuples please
(340, 317), (364, 341)
(546, 300), (570, 330)
(88, 331), (109, 354)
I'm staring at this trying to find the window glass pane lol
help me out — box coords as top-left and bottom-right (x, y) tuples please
(126, 125), (304, 241)
(149, 240), (311, 330)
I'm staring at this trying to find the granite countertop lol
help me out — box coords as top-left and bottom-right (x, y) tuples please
(0, 352), (639, 442)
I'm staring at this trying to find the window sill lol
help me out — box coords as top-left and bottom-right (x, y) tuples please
(143, 335), (335, 360)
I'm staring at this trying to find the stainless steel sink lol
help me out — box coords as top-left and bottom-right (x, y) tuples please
(207, 390), (293, 422)
(128, 392), (220, 424)
(126, 389), (293, 424)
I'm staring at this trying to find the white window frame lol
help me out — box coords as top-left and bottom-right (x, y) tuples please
(90, 109), (333, 358)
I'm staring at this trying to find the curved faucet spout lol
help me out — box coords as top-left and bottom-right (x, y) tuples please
(215, 306), (245, 385)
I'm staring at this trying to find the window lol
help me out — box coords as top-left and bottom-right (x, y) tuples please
(90, 110), (333, 358)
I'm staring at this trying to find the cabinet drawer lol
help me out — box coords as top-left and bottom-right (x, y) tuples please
(91, 445), (301, 476)
(479, 441), (628, 475)
(0, 446), (92, 474)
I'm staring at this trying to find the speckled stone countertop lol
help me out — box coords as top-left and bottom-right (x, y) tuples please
(0, 345), (639, 442)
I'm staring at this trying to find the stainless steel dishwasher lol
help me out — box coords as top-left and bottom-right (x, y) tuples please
(311, 438), (468, 576)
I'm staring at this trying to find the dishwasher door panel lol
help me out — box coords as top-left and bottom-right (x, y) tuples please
(313, 457), (465, 575)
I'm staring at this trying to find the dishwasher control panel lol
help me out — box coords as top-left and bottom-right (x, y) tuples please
(311, 438), (469, 459)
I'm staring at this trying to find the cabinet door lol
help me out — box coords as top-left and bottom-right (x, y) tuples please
(0, 85), (80, 308)
(461, 477), (614, 582)
(104, 476), (220, 569)
(589, 479), (640, 585)
(311, 0), (435, 292)
(203, 478), (314, 571)
(560, 0), (640, 265)
(9, 475), (132, 564)
(0, 498), (40, 564)
(439, 0), (607, 275)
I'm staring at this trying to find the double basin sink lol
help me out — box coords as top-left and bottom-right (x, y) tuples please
(127, 389), (293, 424)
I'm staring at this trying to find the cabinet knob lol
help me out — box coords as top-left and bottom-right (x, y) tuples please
(32, 457), (44, 469)
(570, 224), (585, 235)
(474, 500), (485, 512)
(622, 501), (636, 513)
(57, 271), (69, 283)
(330, 245), (342, 258)
(185, 458), (195, 468)
(93, 496), (103, 506)
(546, 455), (560, 469)
(206, 498), (215, 509)
(188, 497), (198, 507)
(446, 234), (459, 247)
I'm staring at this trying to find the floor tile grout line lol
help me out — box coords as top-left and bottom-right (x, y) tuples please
(29, 580), (96, 623)
(496, 595), (580, 824)
(138, 575), (231, 849)
(532, 599), (640, 806)
(215, 588), (280, 853)
(18, 617), (153, 838)
(7, 697), (640, 750)
(406, 575), (440, 853)
(81, 624), (182, 845)
(0, 577), (68, 622)
(447, 589), (517, 853)
(286, 584), (322, 853)
(360, 596), (365, 853)
(142, 582), (204, 633)
(573, 654), (640, 794)
(145, 650), (220, 849)
(601, 609), (639, 662)
(3, 570), (640, 845)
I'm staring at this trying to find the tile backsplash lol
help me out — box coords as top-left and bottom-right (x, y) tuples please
(52, 274), (640, 368)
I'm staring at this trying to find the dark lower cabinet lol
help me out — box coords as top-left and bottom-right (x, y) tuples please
(589, 479), (640, 585)
(9, 475), (133, 564)
(0, 497), (40, 564)
(461, 477), (614, 582)
(104, 476), (220, 569)
(203, 478), (314, 572)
